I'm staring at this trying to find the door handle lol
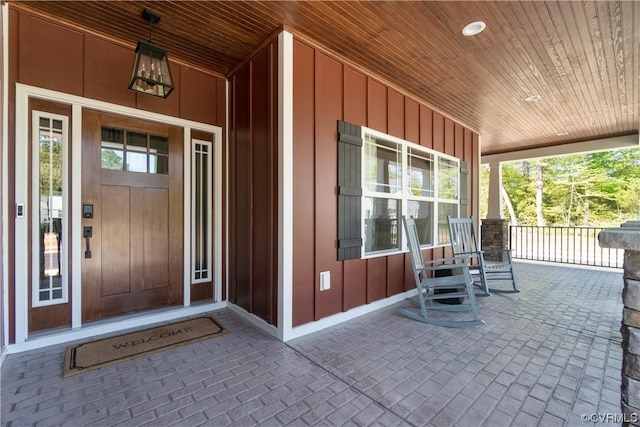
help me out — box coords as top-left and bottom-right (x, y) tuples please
(83, 226), (93, 258)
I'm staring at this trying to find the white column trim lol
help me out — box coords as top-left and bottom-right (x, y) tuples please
(15, 86), (28, 343)
(486, 162), (503, 219)
(224, 80), (230, 305)
(71, 104), (82, 328)
(278, 31), (294, 341)
(214, 125), (223, 303)
(183, 127), (192, 306)
(2, 2), (10, 347)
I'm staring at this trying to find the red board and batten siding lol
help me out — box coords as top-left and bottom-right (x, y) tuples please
(228, 40), (280, 326)
(15, 10), (226, 124)
(313, 53), (345, 319)
(341, 68), (368, 311)
(292, 38), (480, 327)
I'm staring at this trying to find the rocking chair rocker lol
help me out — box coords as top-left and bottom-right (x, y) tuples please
(400, 216), (484, 328)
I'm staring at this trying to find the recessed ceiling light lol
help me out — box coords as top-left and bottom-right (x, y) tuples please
(556, 132), (569, 136)
(462, 21), (486, 37)
(524, 95), (541, 102)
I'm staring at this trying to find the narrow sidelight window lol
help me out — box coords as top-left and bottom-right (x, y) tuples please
(33, 112), (68, 306)
(192, 140), (213, 283)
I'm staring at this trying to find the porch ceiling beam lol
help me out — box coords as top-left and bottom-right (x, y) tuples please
(481, 133), (639, 164)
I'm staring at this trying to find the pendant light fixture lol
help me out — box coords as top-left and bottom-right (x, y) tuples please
(128, 8), (174, 98)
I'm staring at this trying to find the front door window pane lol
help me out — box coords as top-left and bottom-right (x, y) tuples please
(150, 135), (169, 154)
(101, 127), (168, 174)
(128, 132), (147, 152)
(101, 147), (124, 170)
(150, 154), (169, 174)
(126, 151), (147, 173)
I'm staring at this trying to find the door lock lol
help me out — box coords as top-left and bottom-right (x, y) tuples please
(83, 226), (93, 258)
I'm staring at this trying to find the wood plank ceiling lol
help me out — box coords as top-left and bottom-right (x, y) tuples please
(11, 1), (639, 155)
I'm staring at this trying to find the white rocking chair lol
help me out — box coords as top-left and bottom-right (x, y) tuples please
(447, 215), (519, 296)
(400, 216), (484, 328)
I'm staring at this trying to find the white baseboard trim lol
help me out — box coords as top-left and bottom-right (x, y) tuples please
(224, 292), (419, 343)
(284, 289), (418, 342)
(226, 303), (280, 338)
(5, 301), (228, 354)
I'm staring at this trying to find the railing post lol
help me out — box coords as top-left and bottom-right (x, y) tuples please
(599, 220), (640, 425)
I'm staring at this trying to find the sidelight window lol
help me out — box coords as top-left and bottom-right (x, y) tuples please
(33, 112), (68, 306)
(191, 140), (213, 283)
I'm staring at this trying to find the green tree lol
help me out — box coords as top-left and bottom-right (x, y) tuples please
(492, 148), (640, 227)
(101, 149), (124, 170)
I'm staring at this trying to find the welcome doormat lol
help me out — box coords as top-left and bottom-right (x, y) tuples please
(63, 316), (228, 377)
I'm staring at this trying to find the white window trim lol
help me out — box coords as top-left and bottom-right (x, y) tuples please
(31, 111), (69, 307)
(191, 139), (213, 284)
(361, 126), (460, 258)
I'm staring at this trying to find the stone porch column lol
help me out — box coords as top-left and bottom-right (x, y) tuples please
(481, 219), (510, 262)
(482, 162), (509, 262)
(599, 221), (640, 425)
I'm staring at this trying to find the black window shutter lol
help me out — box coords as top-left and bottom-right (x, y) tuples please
(337, 120), (363, 260)
(459, 160), (469, 216)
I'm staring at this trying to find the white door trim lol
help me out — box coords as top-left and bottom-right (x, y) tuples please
(14, 83), (223, 343)
(2, 2), (10, 348)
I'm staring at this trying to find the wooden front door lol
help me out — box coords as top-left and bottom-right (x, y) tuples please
(81, 109), (183, 321)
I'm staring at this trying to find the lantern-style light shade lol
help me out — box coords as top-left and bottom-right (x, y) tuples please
(129, 40), (174, 98)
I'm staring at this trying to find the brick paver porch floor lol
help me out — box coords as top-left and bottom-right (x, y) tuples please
(1, 262), (624, 426)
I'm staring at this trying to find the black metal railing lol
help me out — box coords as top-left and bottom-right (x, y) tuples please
(509, 225), (624, 268)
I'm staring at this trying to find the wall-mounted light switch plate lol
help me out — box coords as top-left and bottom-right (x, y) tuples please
(320, 271), (331, 291)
